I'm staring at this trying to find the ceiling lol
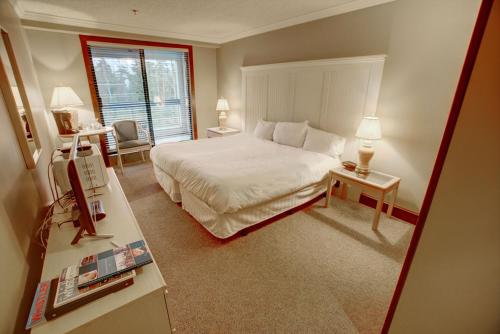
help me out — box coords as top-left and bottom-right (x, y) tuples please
(12, 0), (394, 44)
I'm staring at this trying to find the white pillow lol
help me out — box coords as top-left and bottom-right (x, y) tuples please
(253, 120), (276, 140)
(303, 127), (346, 159)
(273, 121), (309, 148)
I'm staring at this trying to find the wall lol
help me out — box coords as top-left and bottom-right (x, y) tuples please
(25, 27), (218, 141)
(389, 2), (500, 332)
(216, 0), (480, 211)
(0, 1), (55, 333)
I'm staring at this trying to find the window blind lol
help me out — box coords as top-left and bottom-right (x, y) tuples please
(87, 45), (193, 151)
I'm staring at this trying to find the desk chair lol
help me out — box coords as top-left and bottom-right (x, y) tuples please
(112, 120), (152, 173)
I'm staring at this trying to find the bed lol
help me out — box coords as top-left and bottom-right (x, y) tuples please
(151, 55), (385, 238)
(150, 133), (340, 238)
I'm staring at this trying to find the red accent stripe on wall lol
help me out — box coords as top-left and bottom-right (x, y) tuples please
(381, 1), (494, 333)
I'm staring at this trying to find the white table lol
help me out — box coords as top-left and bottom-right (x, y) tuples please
(59, 126), (114, 166)
(206, 127), (240, 138)
(33, 168), (172, 334)
(325, 167), (400, 230)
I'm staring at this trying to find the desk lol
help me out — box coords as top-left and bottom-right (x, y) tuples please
(59, 126), (114, 167)
(33, 168), (172, 334)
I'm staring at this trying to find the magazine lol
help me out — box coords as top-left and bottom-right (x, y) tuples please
(74, 239), (152, 288)
(26, 280), (51, 329)
(54, 268), (136, 308)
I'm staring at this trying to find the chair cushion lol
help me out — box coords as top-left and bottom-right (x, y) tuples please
(118, 139), (150, 149)
(114, 121), (139, 142)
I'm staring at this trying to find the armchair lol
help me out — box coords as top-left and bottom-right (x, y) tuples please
(112, 120), (152, 173)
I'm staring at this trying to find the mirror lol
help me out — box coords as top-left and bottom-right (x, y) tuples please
(0, 28), (42, 168)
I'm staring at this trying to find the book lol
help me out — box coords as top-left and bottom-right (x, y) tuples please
(74, 239), (152, 288)
(45, 275), (134, 321)
(26, 280), (51, 330)
(54, 268), (136, 308)
(26, 274), (135, 329)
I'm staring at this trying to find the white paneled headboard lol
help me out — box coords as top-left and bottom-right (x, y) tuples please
(241, 55), (385, 160)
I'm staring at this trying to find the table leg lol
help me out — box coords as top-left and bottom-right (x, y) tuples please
(98, 133), (111, 167)
(340, 182), (348, 200)
(387, 183), (399, 218)
(325, 173), (333, 208)
(372, 191), (385, 230)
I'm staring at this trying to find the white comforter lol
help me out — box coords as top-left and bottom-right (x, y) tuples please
(150, 134), (340, 214)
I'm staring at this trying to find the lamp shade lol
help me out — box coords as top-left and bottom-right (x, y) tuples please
(50, 86), (84, 108)
(216, 97), (230, 111)
(355, 116), (382, 140)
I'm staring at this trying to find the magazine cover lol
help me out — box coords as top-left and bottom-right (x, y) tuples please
(75, 239), (152, 288)
(26, 280), (51, 329)
(55, 267), (136, 308)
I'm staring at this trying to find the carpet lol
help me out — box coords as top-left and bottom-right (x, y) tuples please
(116, 161), (414, 333)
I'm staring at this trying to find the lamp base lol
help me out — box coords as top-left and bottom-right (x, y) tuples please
(218, 111), (227, 130)
(356, 144), (375, 175)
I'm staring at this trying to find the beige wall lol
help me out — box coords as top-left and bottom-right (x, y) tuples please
(389, 2), (500, 332)
(216, 0), (480, 211)
(25, 28), (218, 141)
(0, 1), (54, 333)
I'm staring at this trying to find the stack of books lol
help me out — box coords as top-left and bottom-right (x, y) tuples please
(26, 240), (153, 330)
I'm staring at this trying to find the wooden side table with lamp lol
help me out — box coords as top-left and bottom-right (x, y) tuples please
(207, 97), (240, 138)
(325, 115), (401, 230)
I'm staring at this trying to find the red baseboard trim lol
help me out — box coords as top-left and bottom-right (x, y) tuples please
(358, 194), (419, 225)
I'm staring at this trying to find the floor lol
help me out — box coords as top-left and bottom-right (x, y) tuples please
(116, 161), (414, 333)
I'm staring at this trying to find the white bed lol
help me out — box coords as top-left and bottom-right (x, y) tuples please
(150, 55), (385, 238)
(150, 134), (340, 238)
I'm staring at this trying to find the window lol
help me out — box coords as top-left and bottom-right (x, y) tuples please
(81, 36), (196, 151)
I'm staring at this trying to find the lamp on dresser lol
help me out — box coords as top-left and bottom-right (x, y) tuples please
(50, 86), (84, 135)
(216, 97), (230, 130)
(355, 116), (382, 175)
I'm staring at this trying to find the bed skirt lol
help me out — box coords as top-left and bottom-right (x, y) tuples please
(153, 162), (327, 238)
(180, 182), (326, 239)
(153, 163), (181, 203)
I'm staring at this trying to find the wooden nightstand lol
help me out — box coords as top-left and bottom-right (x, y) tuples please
(206, 127), (240, 138)
(325, 167), (400, 230)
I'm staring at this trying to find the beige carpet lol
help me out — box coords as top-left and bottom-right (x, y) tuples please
(116, 161), (414, 333)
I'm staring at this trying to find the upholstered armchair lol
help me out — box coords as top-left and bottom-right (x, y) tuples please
(112, 120), (152, 173)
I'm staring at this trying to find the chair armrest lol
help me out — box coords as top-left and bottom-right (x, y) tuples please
(111, 128), (120, 152)
(137, 124), (151, 144)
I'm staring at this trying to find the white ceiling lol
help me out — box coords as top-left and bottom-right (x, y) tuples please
(12, 0), (394, 44)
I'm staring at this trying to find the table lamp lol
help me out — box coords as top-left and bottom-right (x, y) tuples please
(216, 97), (230, 130)
(50, 86), (84, 135)
(355, 116), (382, 174)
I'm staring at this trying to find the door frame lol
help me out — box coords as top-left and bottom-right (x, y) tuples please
(381, 0), (494, 332)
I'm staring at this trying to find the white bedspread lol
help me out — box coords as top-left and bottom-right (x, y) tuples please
(150, 134), (340, 214)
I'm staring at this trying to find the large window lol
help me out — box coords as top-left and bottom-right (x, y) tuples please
(81, 36), (195, 150)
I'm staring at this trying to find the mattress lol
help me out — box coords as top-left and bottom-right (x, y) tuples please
(150, 134), (340, 214)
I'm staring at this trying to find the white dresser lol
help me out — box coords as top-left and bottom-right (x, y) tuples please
(33, 168), (172, 334)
